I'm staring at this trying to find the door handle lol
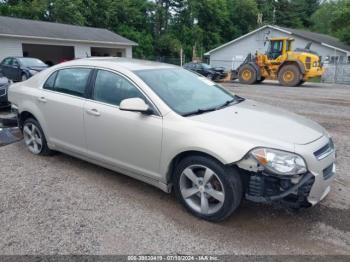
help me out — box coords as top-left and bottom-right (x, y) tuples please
(86, 108), (101, 117)
(37, 96), (47, 103)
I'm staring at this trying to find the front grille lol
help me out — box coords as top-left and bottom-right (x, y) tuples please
(0, 88), (6, 97)
(323, 163), (335, 180)
(314, 138), (334, 160)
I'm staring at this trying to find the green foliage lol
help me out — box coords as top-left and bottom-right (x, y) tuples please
(331, 0), (350, 45)
(0, 0), (348, 58)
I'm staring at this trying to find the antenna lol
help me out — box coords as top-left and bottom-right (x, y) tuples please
(272, 7), (276, 25)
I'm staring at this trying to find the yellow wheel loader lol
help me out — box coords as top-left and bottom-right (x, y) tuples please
(233, 38), (324, 87)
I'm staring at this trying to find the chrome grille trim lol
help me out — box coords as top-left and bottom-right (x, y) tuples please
(0, 87), (6, 97)
(314, 138), (334, 160)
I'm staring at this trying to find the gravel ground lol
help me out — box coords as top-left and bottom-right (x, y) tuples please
(0, 81), (349, 255)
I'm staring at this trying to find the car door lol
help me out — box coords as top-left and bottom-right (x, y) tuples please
(0, 58), (12, 79)
(11, 58), (21, 81)
(84, 69), (163, 179)
(39, 67), (93, 155)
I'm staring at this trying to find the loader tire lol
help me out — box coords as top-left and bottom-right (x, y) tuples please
(278, 64), (301, 87)
(238, 64), (257, 85)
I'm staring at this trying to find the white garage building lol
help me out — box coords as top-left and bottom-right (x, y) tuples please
(0, 16), (137, 65)
(205, 25), (350, 70)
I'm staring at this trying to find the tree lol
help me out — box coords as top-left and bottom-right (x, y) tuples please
(311, 1), (338, 34)
(228, 0), (259, 36)
(47, 0), (86, 25)
(330, 0), (350, 45)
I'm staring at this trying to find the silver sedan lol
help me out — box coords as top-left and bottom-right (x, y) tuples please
(8, 58), (336, 221)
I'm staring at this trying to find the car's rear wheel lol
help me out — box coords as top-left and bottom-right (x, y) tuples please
(23, 118), (52, 155)
(173, 155), (242, 222)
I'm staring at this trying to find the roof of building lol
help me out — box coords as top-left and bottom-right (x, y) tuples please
(0, 16), (137, 46)
(205, 25), (350, 55)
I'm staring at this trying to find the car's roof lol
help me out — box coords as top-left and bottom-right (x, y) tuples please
(6, 56), (42, 60)
(61, 57), (178, 71)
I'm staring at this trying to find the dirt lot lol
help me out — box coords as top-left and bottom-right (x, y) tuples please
(0, 81), (349, 255)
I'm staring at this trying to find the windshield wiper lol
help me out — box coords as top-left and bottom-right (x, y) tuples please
(215, 96), (245, 110)
(182, 96), (245, 117)
(182, 107), (217, 117)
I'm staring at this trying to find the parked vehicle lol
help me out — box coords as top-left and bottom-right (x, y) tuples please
(183, 62), (227, 81)
(232, 38), (324, 86)
(9, 58), (336, 221)
(0, 72), (11, 109)
(0, 57), (48, 82)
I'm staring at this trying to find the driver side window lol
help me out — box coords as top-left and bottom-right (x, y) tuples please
(92, 70), (145, 106)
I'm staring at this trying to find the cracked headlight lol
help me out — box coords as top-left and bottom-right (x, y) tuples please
(250, 148), (307, 175)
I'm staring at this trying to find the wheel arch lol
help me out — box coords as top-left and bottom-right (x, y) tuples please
(17, 103), (49, 140)
(165, 150), (227, 185)
(18, 111), (37, 129)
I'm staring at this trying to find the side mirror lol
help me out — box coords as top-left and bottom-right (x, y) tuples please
(119, 97), (152, 114)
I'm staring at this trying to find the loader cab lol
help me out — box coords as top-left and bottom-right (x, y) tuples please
(266, 38), (294, 60)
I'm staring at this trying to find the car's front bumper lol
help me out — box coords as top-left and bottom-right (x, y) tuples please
(242, 135), (336, 208)
(0, 86), (9, 107)
(295, 135), (336, 205)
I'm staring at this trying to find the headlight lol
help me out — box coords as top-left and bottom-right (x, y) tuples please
(29, 70), (38, 75)
(250, 148), (307, 175)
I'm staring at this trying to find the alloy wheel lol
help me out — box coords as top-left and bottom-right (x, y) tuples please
(23, 123), (43, 154)
(179, 165), (225, 215)
(22, 75), (28, 81)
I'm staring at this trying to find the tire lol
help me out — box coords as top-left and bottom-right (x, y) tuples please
(173, 155), (243, 222)
(278, 64), (301, 87)
(23, 118), (53, 156)
(21, 74), (28, 82)
(256, 77), (265, 83)
(238, 64), (257, 85)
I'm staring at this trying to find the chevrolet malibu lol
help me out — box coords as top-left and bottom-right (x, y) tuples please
(8, 58), (336, 221)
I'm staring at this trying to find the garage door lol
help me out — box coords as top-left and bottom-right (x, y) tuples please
(22, 43), (74, 66)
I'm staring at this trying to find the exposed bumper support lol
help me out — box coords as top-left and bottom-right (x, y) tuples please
(245, 173), (314, 204)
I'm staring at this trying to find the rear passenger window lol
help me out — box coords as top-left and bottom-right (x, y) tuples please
(93, 70), (144, 106)
(43, 72), (57, 90)
(45, 68), (91, 97)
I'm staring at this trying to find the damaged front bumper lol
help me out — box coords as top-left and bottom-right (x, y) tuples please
(237, 135), (336, 208)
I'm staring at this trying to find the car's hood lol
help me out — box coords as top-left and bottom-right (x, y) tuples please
(0, 76), (9, 87)
(27, 66), (48, 72)
(189, 100), (325, 145)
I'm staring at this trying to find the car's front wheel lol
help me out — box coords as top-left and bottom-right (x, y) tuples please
(21, 74), (28, 82)
(173, 155), (242, 222)
(23, 118), (52, 155)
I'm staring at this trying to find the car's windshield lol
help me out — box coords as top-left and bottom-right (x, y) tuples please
(202, 64), (212, 69)
(18, 58), (46, 67)
(135, 68), (238, 116)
